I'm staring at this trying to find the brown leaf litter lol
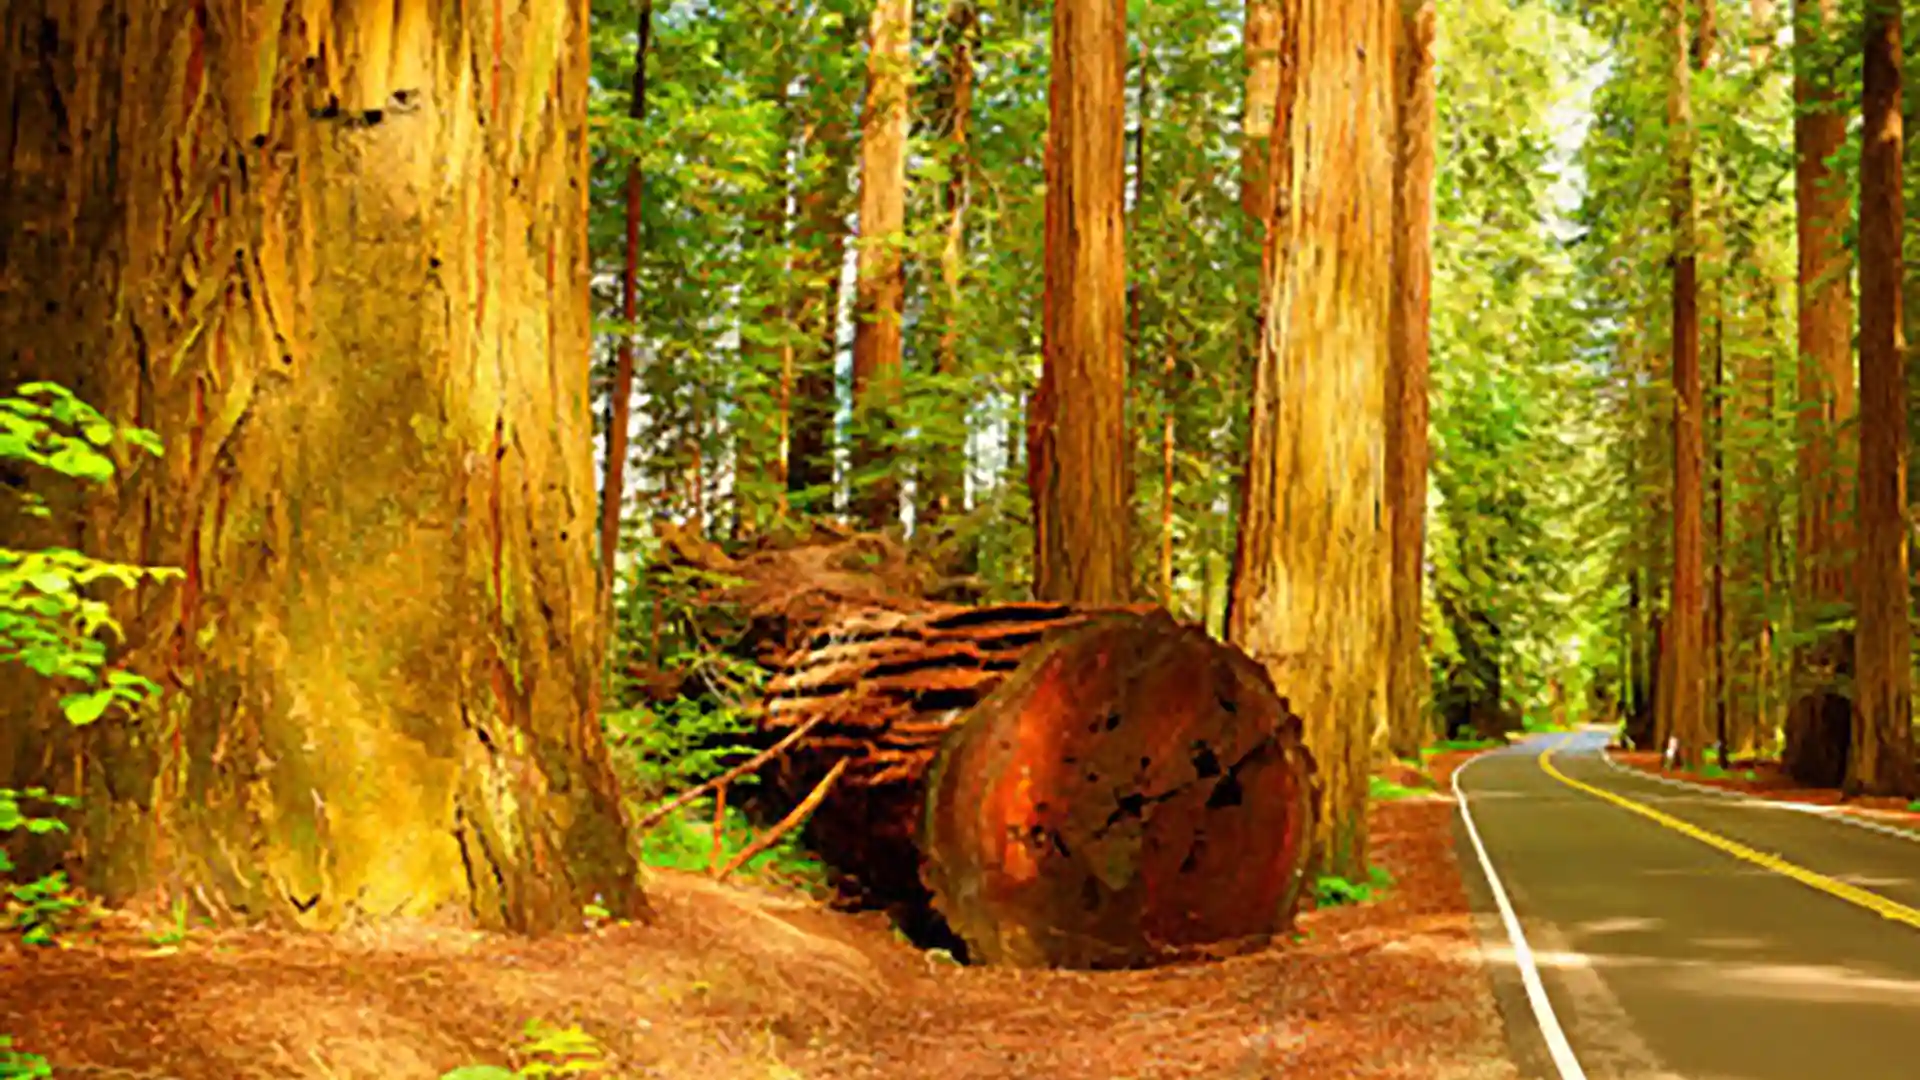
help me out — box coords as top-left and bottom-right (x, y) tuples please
(1, 792), (1516, 1080)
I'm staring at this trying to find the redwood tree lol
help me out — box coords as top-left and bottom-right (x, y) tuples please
(925, 0), (979, 526)
(1028, 0), (1131, 603)
(851, 0), (913, 527)
(1228, 0), (1394, 877)
(0, 0), (643, 931)
(599, 0), (653, 622)
(1850, 0), (1914, 796)
(1660, 0), (1709, 768)
(1786, 0), (1857, 784)
(1385, 0), (1437, 760)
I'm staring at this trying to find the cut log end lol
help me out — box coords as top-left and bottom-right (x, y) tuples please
(920, 611), (1319, 970)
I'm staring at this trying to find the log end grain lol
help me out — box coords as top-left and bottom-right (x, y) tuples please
(920, 610), (1320, 969)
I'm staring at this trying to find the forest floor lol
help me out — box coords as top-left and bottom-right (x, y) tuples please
(0, 752), (1513, 1080)
(1610, 749), (1920, 829)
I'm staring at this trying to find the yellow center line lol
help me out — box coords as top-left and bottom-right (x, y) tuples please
(1538, 744), (1920, 933)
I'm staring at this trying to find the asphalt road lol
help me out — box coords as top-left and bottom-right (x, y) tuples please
(1454, 729), (1920, 1080)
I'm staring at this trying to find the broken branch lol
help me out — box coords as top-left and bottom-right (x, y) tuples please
(716, 758), (850, 882)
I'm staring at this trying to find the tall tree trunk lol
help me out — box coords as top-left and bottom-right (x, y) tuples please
(737, 47), (795, 541)
(851, 0), (913, 528)
(1028, 0), (1132, 604)
(1665, 0), (1710, 769)
(0, 0), (644, 931)
(1227, 0), (1393, 878)
(1385, 0), (1436, 761)
(1786, 0), (1857, 783)
(600, 0), (653, 628)
(1159, 337), (1179, 611)
(925, 0), (978, 527)
(1694, 0), (1723, 765)
(787, 22), (864, 508)
(1725, 0), (1778, 760)
(1851, 0), (1915, 796)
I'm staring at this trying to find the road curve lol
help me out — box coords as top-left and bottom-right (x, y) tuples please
(1454, 729), (1920, 1080)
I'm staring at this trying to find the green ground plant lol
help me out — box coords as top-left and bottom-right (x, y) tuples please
(1, 382), (176, 1071)
(1313, 865), (1396, 908)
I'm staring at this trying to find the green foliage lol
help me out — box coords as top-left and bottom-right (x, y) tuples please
(0, 382), (172, 955)
(603, 557), (824, 887)
(441, 1020), (610, 1080)
(1313, 865), (1396, 909)
(1368, 775), (1431, 802)
(0, 1037), (51, 1080)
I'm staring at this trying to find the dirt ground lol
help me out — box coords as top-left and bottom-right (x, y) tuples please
(1610, 749), (1920, 828)
(1, 758), (1513, 1080)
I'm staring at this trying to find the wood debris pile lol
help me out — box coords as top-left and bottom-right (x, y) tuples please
(647, 522), (1318, 968)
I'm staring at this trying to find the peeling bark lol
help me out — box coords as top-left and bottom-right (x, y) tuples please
(0, 0), (644, 932)
(850, 0), (913, 528)
(1028, 0), (1131, 604)
(1786, 0), (1857, 783)
(1227, 0), (1394, 878)
(1850, 0), (1914, 797)
(1239, 1), (1281, 227)
(1385, 0), (1436, 761)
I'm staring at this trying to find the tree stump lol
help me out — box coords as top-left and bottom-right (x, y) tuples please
(921, 611), (1319, 969)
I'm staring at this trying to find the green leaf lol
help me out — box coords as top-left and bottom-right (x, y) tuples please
(58, 689), (112, 726)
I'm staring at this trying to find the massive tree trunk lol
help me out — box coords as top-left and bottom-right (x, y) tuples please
(0, 0), (644, 932)
(850, 0), (912, 528)
(1227, 0), (1394, 879)
(1664, 0), (1709, 769)
(1385, 0), (1436, 761)
(1850, 0), (1915, 797)
(1786, 0), (1857, 785)
(1028, 0), (1131, 604)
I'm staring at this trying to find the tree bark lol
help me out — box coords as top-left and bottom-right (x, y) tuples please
(0, 0), (644, 931)
(600, 0), (652, 625)
(851, 0), (913, 529)
(1724, 0), (1777, 760)
(1028, 0), (1132, 604)
(1786, 0), (1857, 783)
(1226, 0), (1393, 878)
(1850, 0), (1915, 797)
(1664, 0), (1710, 769)
(1240, 1), (1282, 228)
(1385, 0), (1436, 761)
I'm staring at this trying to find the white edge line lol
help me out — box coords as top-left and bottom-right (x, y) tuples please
(1595, 746), (1920, 845)
(1452, 748), (1589, 1080)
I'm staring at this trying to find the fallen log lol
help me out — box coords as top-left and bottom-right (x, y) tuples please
(920, 610), (1319, 970)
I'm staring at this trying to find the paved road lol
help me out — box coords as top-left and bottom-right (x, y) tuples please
(1454, 729), (1920, 1080)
